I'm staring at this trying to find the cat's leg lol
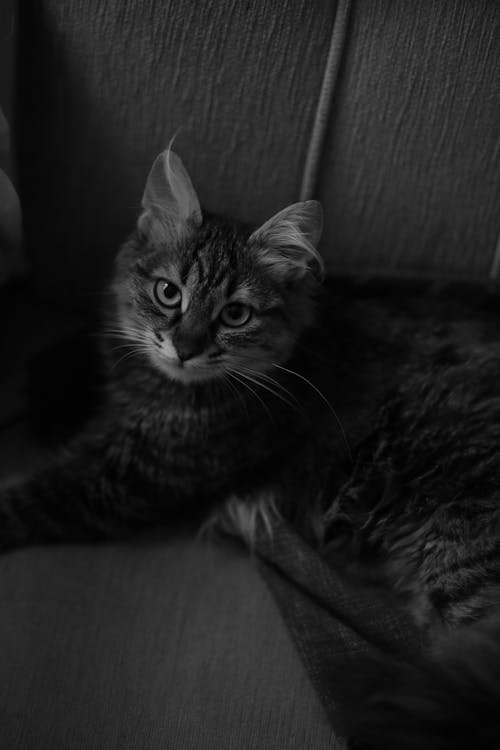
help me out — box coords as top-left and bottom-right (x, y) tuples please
(201, 452), (329, 548)
(0, 420), (168, 551)
(201, 490), (283, 547)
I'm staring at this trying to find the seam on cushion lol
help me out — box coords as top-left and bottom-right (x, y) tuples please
(299, 0), (353, 202)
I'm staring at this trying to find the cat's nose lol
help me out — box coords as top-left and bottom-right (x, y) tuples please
(174, 333), (207, 362)
(176, 345), (197, 362)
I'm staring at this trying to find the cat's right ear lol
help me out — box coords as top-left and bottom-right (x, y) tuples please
(137, 149), (202, 246)
(248, 200), (324, 281)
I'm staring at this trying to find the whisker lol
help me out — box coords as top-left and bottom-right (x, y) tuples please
(108, 339), (150, 353)
(226, 371), (275, 424)
(236, 365), (304, 405)
(272, 362), (353, 464)
(110, 350), (142, 372)
(110, 335), (148, 344)
(108, 339), (148, 350)
(231, 367), (303, 416)
(222, 373), (249, 419)
(103, 331), (148, 343)
(108, 340), (153, 372)
(102, 325), (151, 340)
(104, 336), (146, 348)
(109, 344), (141, 355)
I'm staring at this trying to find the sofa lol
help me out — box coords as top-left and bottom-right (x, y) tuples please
(1, 1), (500, 747)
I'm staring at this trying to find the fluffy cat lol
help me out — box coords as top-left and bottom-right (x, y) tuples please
(0, 148), (335, 548)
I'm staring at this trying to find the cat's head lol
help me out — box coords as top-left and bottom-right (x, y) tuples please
(112, 148), (323, 385)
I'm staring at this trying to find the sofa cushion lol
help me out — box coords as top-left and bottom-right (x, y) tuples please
(0, 534), (337, 749)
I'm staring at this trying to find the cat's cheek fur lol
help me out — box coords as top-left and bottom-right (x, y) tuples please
(257, 328), (298, 367)
(155, 335), (178, 361)
(148, 354), (221, 384)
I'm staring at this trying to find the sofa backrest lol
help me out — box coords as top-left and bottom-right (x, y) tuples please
(13, 0), (500, 308)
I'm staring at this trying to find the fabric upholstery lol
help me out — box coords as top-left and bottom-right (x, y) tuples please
(257, 522), (419, 736)
(0, 534), (338, 749)
(320, 0), (500, 278)
(14, 1), (500, 307)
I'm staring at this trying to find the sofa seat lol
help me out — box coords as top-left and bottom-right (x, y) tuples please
(0, 533), (338, 749)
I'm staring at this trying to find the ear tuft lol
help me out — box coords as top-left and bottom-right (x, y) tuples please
(138, 148), (202, 246)
(248, 200), (324, 281)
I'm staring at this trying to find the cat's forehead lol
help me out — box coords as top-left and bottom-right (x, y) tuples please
(182, 220), (248, 278)
(137, 219), (273, 302)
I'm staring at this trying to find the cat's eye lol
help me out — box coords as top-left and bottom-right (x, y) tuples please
(220, 303), (252, 328)
(153, 278), (182, 308)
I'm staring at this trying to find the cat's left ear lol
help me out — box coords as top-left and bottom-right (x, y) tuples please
(248, 201), (324, 281)
(138, 149), (202, 246)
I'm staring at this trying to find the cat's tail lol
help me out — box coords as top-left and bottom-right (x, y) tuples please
(340, 614), (500, 750)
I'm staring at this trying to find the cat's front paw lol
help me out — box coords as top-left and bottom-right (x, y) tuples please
(200, 490), (282, 547)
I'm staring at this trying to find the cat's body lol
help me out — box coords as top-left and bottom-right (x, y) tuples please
(0, 336), (325, 546)
(322, 307), (500, 749)
(1, 149), (499, 748)
(328, 345), (500, 630)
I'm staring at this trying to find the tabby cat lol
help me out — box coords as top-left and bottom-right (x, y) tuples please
(1, 149), (499, 749)
(0, 149), (332, 548)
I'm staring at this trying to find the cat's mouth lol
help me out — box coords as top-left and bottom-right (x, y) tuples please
(149, 351), (223, 384)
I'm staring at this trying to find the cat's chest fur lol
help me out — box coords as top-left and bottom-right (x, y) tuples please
(107, 360), (309, 499)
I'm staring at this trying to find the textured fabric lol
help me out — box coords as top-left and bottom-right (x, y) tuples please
(15, 0), (500, 308)
(256, 523), (420, 739)
(320, 0), (500, 278)
(0, 534), (338, 749)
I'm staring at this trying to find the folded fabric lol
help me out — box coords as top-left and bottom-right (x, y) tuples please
(256, 522), (421, 739)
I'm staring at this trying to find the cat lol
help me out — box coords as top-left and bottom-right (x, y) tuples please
(1, 147), (499, 749)
(0, 148), (338, 550)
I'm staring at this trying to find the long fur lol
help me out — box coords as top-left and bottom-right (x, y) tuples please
(324, 343), (500, 747)
(0, 150), (328, 551)
(248, 201), (325, 281)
